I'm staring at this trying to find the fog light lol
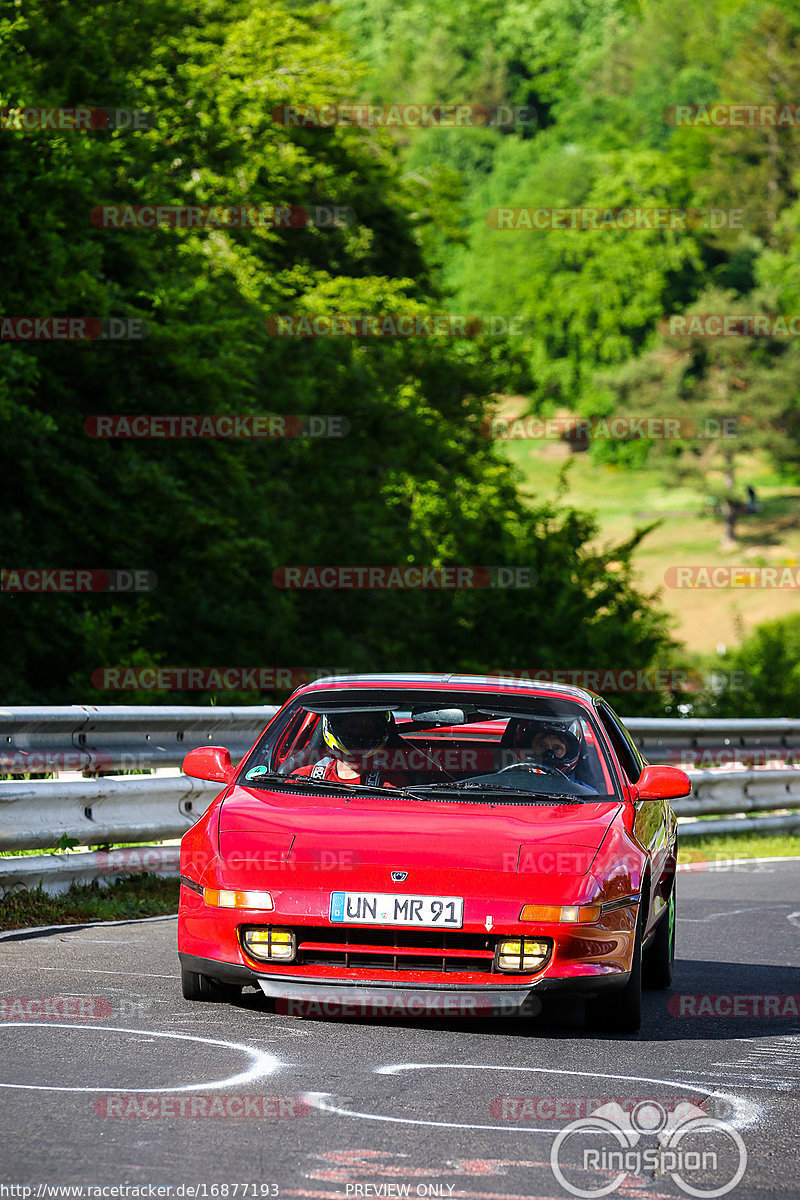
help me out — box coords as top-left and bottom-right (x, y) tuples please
(496, 937), (549, 973)
(204, 889), (274, 910)
(519, 903), (601, 924)
(243, 928), (295, 962)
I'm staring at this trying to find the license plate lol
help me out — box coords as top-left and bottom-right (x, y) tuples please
(329, 891), (464, 928)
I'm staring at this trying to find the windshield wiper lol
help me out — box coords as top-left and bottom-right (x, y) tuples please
(241, 772), (431, 802)
(412, 781), (594, 802)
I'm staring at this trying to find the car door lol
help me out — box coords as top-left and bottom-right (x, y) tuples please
(594, 699), (671, 935)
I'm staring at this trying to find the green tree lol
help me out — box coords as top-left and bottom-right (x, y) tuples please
(698, 613), (800, 717)
(0, 0), (673, 704)
(600, 286), (800, 544)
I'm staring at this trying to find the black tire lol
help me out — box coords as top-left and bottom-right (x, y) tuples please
(585, 901), (643, 1034)
(643, 886), (675, 989)
(181, 963), (241, 1003)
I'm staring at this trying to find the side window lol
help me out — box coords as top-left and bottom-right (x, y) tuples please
(595, 700), (644, 784)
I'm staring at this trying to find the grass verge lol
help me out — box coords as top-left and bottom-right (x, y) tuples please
(0, 875), (179, 931)
(493, 405), (800, 653)
(678, 832), (800, 862)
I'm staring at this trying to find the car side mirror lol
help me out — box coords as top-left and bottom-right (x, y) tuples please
(183, 745), (234, 784)
(635, 764), (692, 800)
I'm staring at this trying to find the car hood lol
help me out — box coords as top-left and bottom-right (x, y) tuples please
(219, 784), (621, 874)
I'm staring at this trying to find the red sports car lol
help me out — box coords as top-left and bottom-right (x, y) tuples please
(178, 674), (689, 1031)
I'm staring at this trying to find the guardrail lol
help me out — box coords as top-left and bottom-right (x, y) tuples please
(0, 705), (279, 774)
(1, 708), (799, 893)
(3, 707), (800, 772)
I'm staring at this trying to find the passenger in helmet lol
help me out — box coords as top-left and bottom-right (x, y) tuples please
(510, 719), (597, 792)
(290, 710), (410, 788)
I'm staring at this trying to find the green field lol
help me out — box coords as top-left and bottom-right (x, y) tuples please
(496, 410), (800, 653)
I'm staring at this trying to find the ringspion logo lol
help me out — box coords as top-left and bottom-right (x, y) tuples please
(550, 1100), (746, 1198)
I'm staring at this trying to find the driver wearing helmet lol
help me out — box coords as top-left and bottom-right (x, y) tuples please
(510, 719), (598, 793)
(291, 710), (410, 788)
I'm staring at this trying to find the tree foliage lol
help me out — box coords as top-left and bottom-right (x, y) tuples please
(0, 0), (673, 705)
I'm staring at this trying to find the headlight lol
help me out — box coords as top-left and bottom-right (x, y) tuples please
(204, 889), (274, 910)
(519, 903), (601, 924)
(242, 928), (295, 962)
(496, 937), (550, 973)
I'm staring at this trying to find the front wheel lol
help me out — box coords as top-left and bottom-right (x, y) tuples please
(585, 903), (642, 1033)
(643, 887), (675, 989)
(181, 963), (241, 1003)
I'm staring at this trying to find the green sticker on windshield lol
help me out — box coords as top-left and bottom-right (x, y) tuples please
(245, 765), (268, 780)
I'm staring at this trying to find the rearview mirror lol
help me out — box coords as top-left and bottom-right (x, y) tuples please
(410, 707), (465, 727)
(183, 745), (234, 784)
(635, 764), (692, 801)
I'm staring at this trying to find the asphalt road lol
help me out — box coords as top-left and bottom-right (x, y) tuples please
(1, 859), (799, 1199)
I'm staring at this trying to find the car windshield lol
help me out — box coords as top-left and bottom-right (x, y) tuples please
(237, 687), (621, 801)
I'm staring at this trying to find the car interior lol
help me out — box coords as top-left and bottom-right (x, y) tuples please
(256, 694), (617, 797)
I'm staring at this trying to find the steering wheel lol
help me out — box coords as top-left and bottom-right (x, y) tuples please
(496, 760), (566, 781)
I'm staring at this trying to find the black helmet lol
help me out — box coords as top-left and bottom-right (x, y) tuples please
(513, 720), (582, 775)
(322, 710), (392, 764)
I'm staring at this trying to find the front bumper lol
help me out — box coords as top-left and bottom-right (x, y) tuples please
(179, 951), (631, 1009)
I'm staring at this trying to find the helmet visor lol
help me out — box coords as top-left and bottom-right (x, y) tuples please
(323, 711), (391, 759)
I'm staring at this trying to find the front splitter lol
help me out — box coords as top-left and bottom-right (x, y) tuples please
(257, 976), (540, 1014)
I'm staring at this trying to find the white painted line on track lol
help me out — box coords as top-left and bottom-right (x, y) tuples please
(0, 965), (181, 978)
(680, 904), (795, 922)
(304, 1063), (761, 1135)
(0, 1023), (282, 1092)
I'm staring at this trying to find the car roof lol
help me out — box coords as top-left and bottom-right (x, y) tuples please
(290, 672), (600, 708)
